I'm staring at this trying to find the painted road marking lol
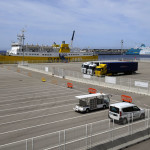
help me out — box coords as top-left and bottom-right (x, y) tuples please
(0, 98), (76, 112)
(0, 110), (108, 135)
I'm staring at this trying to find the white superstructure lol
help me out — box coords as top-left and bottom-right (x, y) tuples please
(137, 44), (150, 55)
(7, 30), (94, 58)
(139, 46), (150, 55)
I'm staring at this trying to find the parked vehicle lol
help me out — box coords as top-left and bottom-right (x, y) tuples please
(81, 62), (92, 74)
(108, 95), (145, 124)
(95, 61), (138, 76)
(87, 61), (101, 75)
(73, 93), (110, 113)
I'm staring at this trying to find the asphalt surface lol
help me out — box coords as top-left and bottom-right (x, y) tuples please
(0, 62), (150, 150)
(124, 138), (150, 150)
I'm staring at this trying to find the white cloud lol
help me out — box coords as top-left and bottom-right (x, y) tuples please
(0, 0), (150, 49)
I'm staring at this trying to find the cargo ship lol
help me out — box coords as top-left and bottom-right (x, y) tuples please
(126, 44), (150, 55)
(0, 30), (98, 63)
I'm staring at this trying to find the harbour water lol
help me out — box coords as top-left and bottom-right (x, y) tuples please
(98, 54), (150, 61)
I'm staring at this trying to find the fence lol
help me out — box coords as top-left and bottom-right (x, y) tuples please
(18, 63), (150, 96)
(0, 110), (150, 150)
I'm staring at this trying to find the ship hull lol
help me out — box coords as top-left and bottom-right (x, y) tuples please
(0, 55), (98, 64)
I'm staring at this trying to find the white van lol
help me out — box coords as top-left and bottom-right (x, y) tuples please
(108, 102), (145, 124)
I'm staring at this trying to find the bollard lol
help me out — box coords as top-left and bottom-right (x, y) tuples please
(28, 72), (32, 77)
(67, 82), (73, 88)
(121, 95), (132, 103)
(41, 77), (46, 82)
(88, 88), (97, 94)
(17, 69), (20, 73)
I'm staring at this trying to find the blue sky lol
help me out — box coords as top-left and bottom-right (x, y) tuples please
(0, 0), (150, 50)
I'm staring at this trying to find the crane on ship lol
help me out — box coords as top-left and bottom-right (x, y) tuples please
(70, 30), (75, 49)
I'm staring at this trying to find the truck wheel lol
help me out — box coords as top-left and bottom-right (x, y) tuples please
(86, 109), (90, 113)
(122, 118), (127, 125)
(103, 105), (106, 109)
(140, 113), (145, 119)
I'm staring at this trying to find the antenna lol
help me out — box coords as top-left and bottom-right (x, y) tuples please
(17, 28), (26, 45)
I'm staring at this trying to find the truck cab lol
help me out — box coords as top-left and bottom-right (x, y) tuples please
(95, 64), (107, 76)
(87, 62), (101, 76)
(81, 62), (92, 74)
(74, 93), (110, 113)
(87, 63), (97, 75)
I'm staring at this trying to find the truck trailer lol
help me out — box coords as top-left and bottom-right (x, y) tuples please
(95, 61), (138, 76)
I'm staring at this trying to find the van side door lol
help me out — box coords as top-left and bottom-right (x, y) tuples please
(122, 107), (132, 120)
(132, 106), (141, 119)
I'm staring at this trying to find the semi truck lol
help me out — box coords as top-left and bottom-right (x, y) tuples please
(81, 62), (92, 74)
(87, 61), (101, 75)
(95, 61), (138, 76)
(73, 93), (110, 113)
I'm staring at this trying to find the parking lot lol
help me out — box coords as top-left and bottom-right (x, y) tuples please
(0, 62), (150, 149)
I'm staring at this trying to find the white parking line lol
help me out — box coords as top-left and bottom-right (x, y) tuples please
(0, 86), (52, 96)
(0, 98), (76, 112)
(0, 109), (108, 135)
(0, 103), (76, 118)
(0, 94), (79, 107)
(0, 89), (82, 104)
(0, 87), (73, 99)
(144, 104), (150, 108)
(0, 108), (75, 126)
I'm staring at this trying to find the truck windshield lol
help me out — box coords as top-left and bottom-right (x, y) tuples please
(89, 66), (95, 69)
(104, 96), (110, 103)
(83, 65), (89, 69)
(79, 99), (88, 107)
(110, 106), (119, 114)
(95, 68), (102, 71)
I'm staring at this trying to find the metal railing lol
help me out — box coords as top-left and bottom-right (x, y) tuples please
(18, 63), (150, 96)
(0, 110), (150, 150)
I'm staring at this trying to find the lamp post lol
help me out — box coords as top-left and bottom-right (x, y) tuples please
(22, 29), (25, 65)
(18, 29), (25, 65)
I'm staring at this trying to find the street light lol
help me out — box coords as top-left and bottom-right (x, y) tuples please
(17, 29), (25, 65)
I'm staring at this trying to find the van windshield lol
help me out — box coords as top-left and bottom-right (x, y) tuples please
(110, 106), (119, 114)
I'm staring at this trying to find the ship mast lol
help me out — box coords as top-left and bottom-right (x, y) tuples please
(17, 29), (25, 64)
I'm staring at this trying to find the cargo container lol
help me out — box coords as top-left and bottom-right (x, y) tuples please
(95, 61), (138, 76)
